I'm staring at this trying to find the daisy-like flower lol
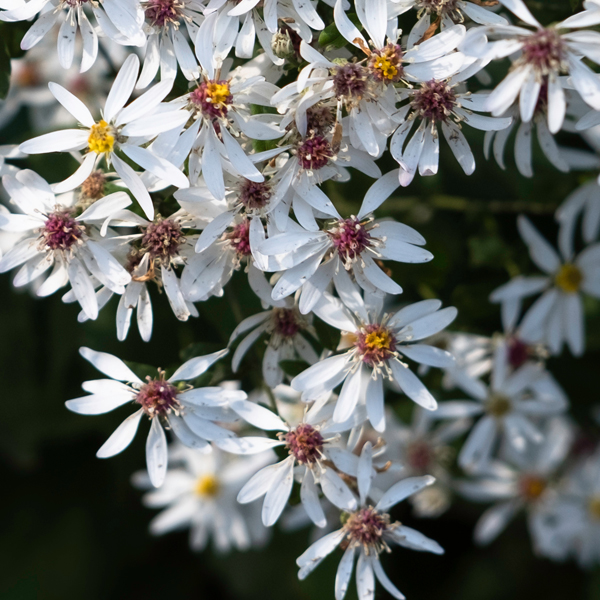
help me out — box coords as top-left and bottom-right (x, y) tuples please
(173, 53), (283, 201)
(65, 347), (245, 487)
(133, 443), (274, 552)
(435, 344), (568, 472)
(490, 215), (600, 356)
(292, 290), (457, 431)
(229, 268), (319, 387)
(391, 77), (512, 186)
(296, 441), (443, 600)
(137, 0), (204, 88)
(282, 21), (467, 157)
(393, 0), (507, 49)
(229, 397), (363, 527)
(461, 0), (600, 134)
(0, 0), (145, 73)
(258, 171), (434, 312)
(0, 169), (131, 319)
(458, 416), (573, 546)
(19, 54), (190, 220)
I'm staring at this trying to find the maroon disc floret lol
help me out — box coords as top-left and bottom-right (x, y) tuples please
(136, 377), (181, 418)
(407, 440), (434, 472)
(521, 28), (565, 75)
(328, 217), (372, 264)
(40, 209), (84, 251)
(273, 308), (301, 338)
(507, 336), (530, 370)
(345, 506), (389, 550)
(297, 135), (334, 170)
(306, 105), (336, 132)
(238, 179), (272, 211)
(411, 80), (457, 123)
(227, 220), (252, 256)
(284, 423), (324, 464)
(141, 217), (185, 264)
(333, 63), (369, 100)
(145, 0), (182, 27)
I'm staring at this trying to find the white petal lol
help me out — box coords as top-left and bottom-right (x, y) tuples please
(170, 349), (229, 381)
(335, 546), (356, 600)
(262, 456), (295, 526)
(356, 552), (375, 600)
(146, 417), (168, 487)
(230, 399), (287, 431)
(297, 528), (346, 578)
(79, 346), (143, 383)
(104, 54), (140, 123)
(49, 82), (94, 127)
(376, 476), (436, 512)
(389, 360), (437, 410)
(96, 409), (144, 458)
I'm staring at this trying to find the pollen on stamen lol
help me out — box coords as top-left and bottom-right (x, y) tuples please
(368, 43), (404, 84)
(328, 217), (372, 265)
(144, 0), (187, 28)
(190, 80), (233, 119)
(282, 423), (324, 465)
(140, 216), (185, 266)
(88, 120), (115, 154)
(333, 63), (370, 102)
(296, 134), (335, 171)
(39, 209), (85, 252)
(238, 179), (272, 211)
(135, 376), (181, 418)
(355, 324), (397, 367)
(520, 28), (566, 76)
(344, 506), (391, 554)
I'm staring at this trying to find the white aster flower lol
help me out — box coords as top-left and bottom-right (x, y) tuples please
(555, 180), (600, 252)
(0, 169), (132, 319)
(296, 441), (443, 600)
(134, 443), (274, 552)
(490, 215), (600, 356)
(292, 291), (457, 431)
(458, 416), (573, 546)
(65, 347), (245, 487)
(19, 54), (190, 220)
(461, 0), (600, 134)
(436, 344), (568, 472)
(258, 172), (434, 312)
(137, 0), (204, 88)
(0, 0), (145, 73)
(230, 397), (363, 527)
(229, 268), (319, 387)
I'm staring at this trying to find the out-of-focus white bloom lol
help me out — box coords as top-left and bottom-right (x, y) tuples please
(137, 0), (204, 88)
(0, 145), (23, 177)
(461, 0), (600, 133)
(65, 347), (245, 487)
(458, 416), (573, 546)
(436, 344), (568, 472)
(296, 441), (443, 600)
(19, 54), (190, 219)
(490, 215), (600, 356)
(229, 268), (318, 387)
(532, 445), (600, 567)
(133, 443), (274, 552)
(292, 291), (457, 430)
(258, 174), (433, 311)
(0, 169), (131, 319)
(230, 397), (365, 527)
(0, 0), (145, 72)
(556, 180), (600, 250)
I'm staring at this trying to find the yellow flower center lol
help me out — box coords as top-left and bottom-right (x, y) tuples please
(555, 263), (583, 294)
(589, 497), (600, 520)
(88, 120), (115, 154)
(194, 474), (220, 498)
(207, 82), (231, 106)
(486, 393), (511, 417)
(364, 330), (393, 352)
(373, 56), (398, 81)
(519, 475), (547, 502)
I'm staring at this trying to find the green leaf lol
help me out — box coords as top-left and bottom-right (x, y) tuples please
(318, 13), (362, 49)
(279, 359), (310, 377)
(314, 316), (341, 351)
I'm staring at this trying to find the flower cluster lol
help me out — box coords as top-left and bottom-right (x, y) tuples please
(2, 0), (600, 597)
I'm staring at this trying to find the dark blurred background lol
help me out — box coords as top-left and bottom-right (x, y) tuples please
(2, 1), (600, 599)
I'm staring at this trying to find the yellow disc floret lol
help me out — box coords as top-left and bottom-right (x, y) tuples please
(589, 497), (600, 520)
(195, 474), (220, 498)
(88, 120), (115, 154)
(555, 263), (583, 294)
(206, 82), (231, 106)
(372, 56), (398, 81)
(365, 329), (393, 352)
(486, 393), (511, 417)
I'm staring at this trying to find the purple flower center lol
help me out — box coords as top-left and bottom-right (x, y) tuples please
(135, 377), (180, 418)
(507, 337), (530, 369)
(328, 217), (372, 264)
(190, 80), (232, 119)
(407, 440), (434, 472)
(521, 28), (565, 75)
(238, 179), (272, 211)
(284, 423), (324, 464)
(227, 221), (252, 256)
(344, 507), (389, 550)
(296, 135), (334, 170)
(411, 80), (457, 123)
(417, 0), (459, 13)
(145, 0), (184, 27)
(40, 210), (84, 251)
(355, 324), (397, 367)
(141, 217), (185, 264)
(273, 308), (301, 338)
(306, 105), (336, 133)
(333, 63), (370, 100)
